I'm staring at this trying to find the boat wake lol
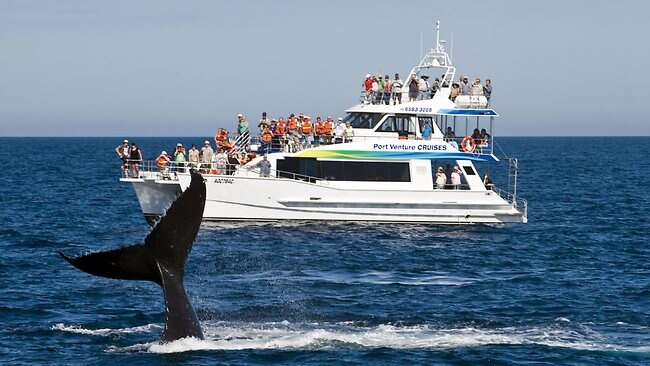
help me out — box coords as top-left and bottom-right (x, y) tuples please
(53, 320), (650, 354)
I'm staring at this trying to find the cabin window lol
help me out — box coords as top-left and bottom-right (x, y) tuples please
(344, 113), (383, 129)
(377, 115), (415, 138)
(277, 157), (410, 182)
(462, 166), (476, 175)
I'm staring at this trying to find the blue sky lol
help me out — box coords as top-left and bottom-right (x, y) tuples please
(1, 0), (648, 136)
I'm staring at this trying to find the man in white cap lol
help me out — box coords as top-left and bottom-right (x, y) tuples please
(115, 139), (130, 176)
(200, 140), (214, 172)
(363, 74), (373, 103)
(334, 118), (345, 143)
(451, 166), (463, 189)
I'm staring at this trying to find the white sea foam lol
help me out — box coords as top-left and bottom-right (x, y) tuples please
(99, 321), (650, 354)
(51, 322), (161, 336)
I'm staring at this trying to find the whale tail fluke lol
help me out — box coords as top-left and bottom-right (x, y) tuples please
(60, 171), (207, 342)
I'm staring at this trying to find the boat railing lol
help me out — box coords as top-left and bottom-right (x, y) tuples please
(491, 186), (528, 215)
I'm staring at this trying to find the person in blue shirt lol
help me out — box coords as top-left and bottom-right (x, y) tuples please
(421, 121), (432, 140)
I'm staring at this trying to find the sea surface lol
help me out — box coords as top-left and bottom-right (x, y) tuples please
(0, 136), (648, 365)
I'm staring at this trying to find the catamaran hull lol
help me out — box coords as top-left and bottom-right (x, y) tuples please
(127, 175), (526, 225)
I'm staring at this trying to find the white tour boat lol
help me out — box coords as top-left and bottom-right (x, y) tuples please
(121, 23), (527, 225)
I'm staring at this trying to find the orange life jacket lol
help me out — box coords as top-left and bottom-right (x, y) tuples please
(156, 155), (170, 168)
(276, 121), (286, 135)
(322, 120), (333, 134)
(301, 120), (312, 134)
(287, 117), (298, 131)
(315, 121), (323, 135)
(261, 131), (273, 143)
(215, 128), (228, 142)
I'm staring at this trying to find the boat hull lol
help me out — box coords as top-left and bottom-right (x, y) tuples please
(126, 174), (526, 225)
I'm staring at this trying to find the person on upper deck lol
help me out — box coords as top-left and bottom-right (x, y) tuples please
(334, 118), (345, 144)
(363, 74), (373, 103)
(371, 76), (380, 105)
(237, 114), (250, 149)
(470, 78), (483, 96)
(375, 75), (385, 104)
(418, 74), (430, 100)
(430, 78), (440, 98)
(258, 112), (270, 133)
(382, 75), (391, 105)
(344, 121), (354, 143)
(483, 79), (492, 105)
(408, 74), (419, 102)
(459, 76), (471, 95)
(449, 83), (460, 101)
(392, 73), (403, 104)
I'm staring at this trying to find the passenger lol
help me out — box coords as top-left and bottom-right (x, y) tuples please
(322, 116), (334, 145)
(470, 78), (483, 96)
(375, 75), (385, 104)
(188, 143), (200, 170)
(445, 163), (453, 185)
(239, 152), (249, 165)
(314, 117), (323, 145)
(200, 140), (214, 173)
(391, 73), (403, 104)
(430, 78), (440, 98)
(363, 74), (373, 103)
(115, 139), (130, 176)
(256, 154), (272, 177)
(459, 76), (471, 95)
(418, 74), (429, 100)
(257, 112), (270, 133)
(128, 143), (143, 178)
(344, 121), (354, 143)
(213, 147), (227, 175)
(371, 76), (380, 104)
(260, 126), (274, 154)
(155, 151), (171, 179)
(483, 79), (492, 104)
(451, 166), (463, 189)
(444, 127), (456, 142)
(237, 114), (250, 150)
(174, 143), (187, 172)
(480, 128), (491, 146)
(472, 128), (481, 144)
(226, 151), (239, 175)
(300, 116), (314, 148)
(408, 74), (419, 102)
(382, 75), (391, 105)
(275, 118), (287, 151)
(483, 174), (494, 190)
(421, 121), (432, 140)
(449, 83), (460, 101)
(286, 114), (298, 134)
(435, 166), (447, 189)
(333, 118), (345, 144)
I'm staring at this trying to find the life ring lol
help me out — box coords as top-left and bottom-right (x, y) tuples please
(215, 128), (229, 144)
(461, 136), (476, 153)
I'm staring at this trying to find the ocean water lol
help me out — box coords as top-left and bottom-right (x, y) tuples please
(0, 136), (649, 365)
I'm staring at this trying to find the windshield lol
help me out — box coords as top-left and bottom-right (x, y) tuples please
(343, 113), (383, 129)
